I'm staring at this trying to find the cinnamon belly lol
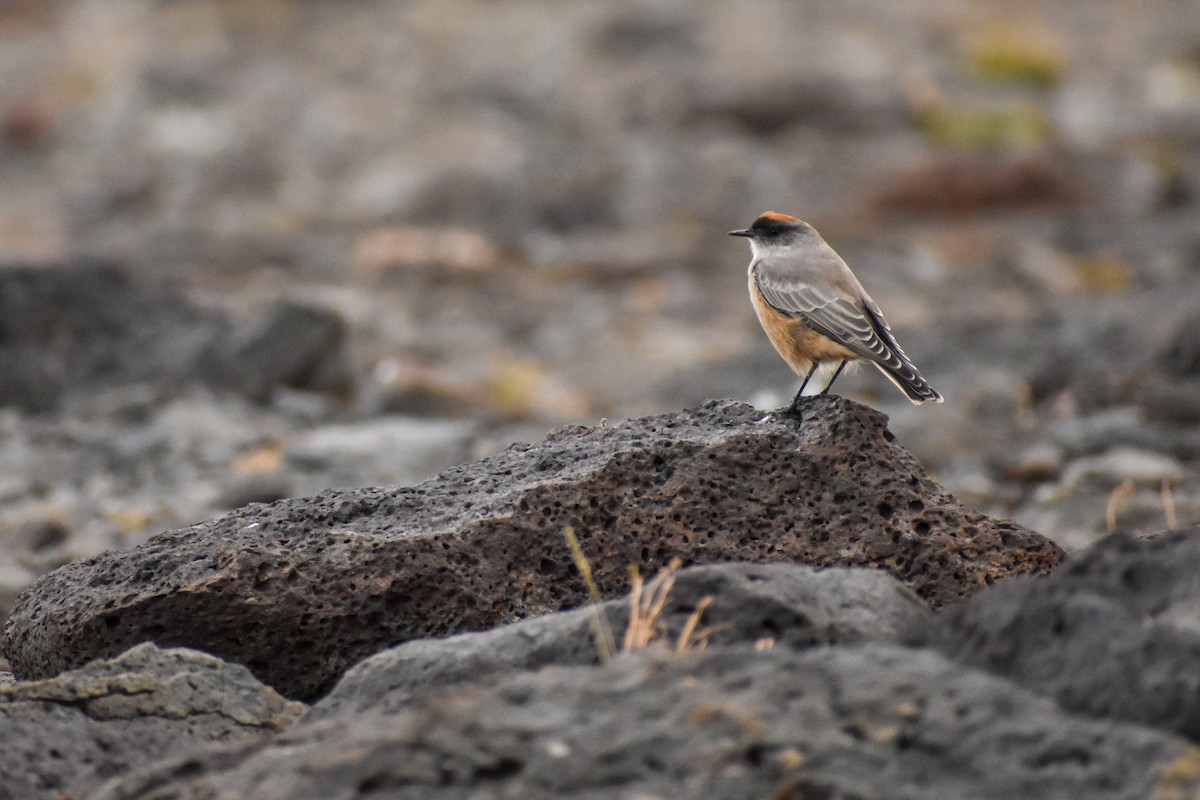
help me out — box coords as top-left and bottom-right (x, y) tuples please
(749, 280), (858, 376)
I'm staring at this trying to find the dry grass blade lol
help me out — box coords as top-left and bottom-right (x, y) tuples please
(1106, 478), (1135, 531)
(675, 594), (712, 651)
(563, 526), (615, 662)
(624, 559), (681, 651)
(563, 534), (723, 659)
(622, 565), (647, 652)
(1162, 479), (1178, 530)
(675, 595), (733, 652)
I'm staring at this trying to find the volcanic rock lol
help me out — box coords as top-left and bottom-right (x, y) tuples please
(308, 561), (930, 720)
(91, 644), (1198, 800)
(0, 642), (302, 800)
(910, 527), (1200, 740)
(3, 397), (1061, 699)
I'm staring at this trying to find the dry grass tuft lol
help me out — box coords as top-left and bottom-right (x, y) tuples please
(1105, 479), (1136, 531)
(563, 528), (726, 662)
(1162, 479), (1178, 530)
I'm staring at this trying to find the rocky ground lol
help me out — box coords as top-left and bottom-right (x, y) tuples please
(2, 399), (1200, 799)
(1, 0), (1199, 614)
(1, 0), (1200, 796)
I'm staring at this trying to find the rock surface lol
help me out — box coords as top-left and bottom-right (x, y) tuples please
(911, 526), (1200, 741)
(309, 561), (930, 719)
(90, 644), (1200, 800)
(0, 642), (303, 800)
(2, 398), (1061, 700)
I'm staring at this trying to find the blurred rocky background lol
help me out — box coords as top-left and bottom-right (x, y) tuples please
(1, 0), (1199, 620)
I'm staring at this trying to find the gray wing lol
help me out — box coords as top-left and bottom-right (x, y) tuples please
(754, 263), (897, 366)
(754, 262), (942, 403)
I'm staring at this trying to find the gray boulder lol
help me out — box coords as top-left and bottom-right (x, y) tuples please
(0, 261), (350, 412)
(91, 644), (1197, 800)
(910, 527), (1200, 740)
(0, 642), (303, 800)
(309, 562), (930, 719)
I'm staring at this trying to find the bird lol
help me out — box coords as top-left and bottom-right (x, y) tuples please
(729, 212), (942, 411)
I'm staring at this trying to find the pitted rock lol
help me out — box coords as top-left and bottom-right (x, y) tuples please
(2, 397), (1061, 699)
(308, 562), (931, 720)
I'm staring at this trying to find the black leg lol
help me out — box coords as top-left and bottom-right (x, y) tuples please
(786, 362), (821, 414)
(797, 361), (819, 394)
(820, 360), (848, 395)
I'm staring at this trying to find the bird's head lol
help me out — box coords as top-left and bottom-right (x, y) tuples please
(729, 212), (815, 254)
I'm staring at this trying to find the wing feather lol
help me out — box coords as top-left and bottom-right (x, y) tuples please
(754, 270), (893, 365)
(753, 262), (942, 403)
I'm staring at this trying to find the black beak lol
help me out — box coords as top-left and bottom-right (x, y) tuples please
(728, 229), (752, 238)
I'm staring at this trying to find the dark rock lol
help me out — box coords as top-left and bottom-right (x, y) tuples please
(0, 262), (351, 412)
(1045, 407), (1200, 462)
(10, 516), (70, 554)
(590, 13), (698, 61)
(1, 100), (51, 151)
(873, 154), (1091, 216)
(91, 644), (1198, 800)
(909, 527), (1200, 740)
(0, 261), (222, 412)
(1159, 308), (1200, 377)
(682, 75), (912, 135)
(1135, 374), (1200, 426)
(309, 562), (930, 720)
(199, 300), (352, 401)
(215, 472), (294, 512)
(2, 398), (1061, 700)
(0, 642), (303, 800)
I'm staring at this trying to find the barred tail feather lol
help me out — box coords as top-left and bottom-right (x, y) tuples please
(874, 362), (943, 404)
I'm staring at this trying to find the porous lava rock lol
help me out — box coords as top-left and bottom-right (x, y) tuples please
(910, 526), (1200, 741)
(0, 642), (303, 800)
(90, 645), (1199, 800)
(2, 398), (1061, 699)
(309, 562), (931, 720)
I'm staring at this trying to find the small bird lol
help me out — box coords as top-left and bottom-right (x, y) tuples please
(730, 212), (942, 410)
